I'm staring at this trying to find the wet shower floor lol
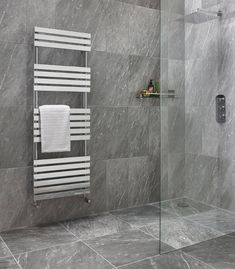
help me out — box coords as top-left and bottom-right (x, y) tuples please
(0, 197), (235, 269)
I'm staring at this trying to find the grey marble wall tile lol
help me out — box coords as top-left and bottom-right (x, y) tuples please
(118, 0), (160, 10)
(26, 0), (56, 44)
(160, 11), (185, 60)
(128, 107), (149, 157)
(87, 51), (107, 106)
(219, 18), (235, 94)
(89, 51), (129, 107)
(202, 0), (218, 8)
(160, 106), (169, 201)
(167, 13), (185, 60)
(55, 0), (107, 52)
(167, 153), (185, 199)
(201, 104), (220, 158)
(185, 19), (218, 60)
(128, 55), (160, 106)
(106, 158), (129, 210)
(0, 257), (20, 269)
(167, 105), (185, 154)
(128, 157), (150, 206)
(148, 156), (160, 203)
(219, 159), (235, 212)
(220, 0), (235, 19)
(148, 107), (161, 156)
(85, 229), (160, 267)
(183, 234), (235, 269)
(105, 0), (130, 55)
(15, 241), (113, 269)
(120, 251), (214, 269)
(161, 0), (185, 15)
(185, 109), (203, 155)
(185, 58), (218, 112)
(1, 225), (76, 255)
(63, 214), (131, 240)
(0, 0), (27, 44)
(185, 154), (219, 206)
(0, 106), (32, 169)
(89, 107), (129, 160)
(185, 0), (203, 15)
(0, 167), (32, 232)
(0, 42), (32, 107)
(168, 60), (185, 97)
(129, 6), (160, 57)
(112, 205), (177, 227)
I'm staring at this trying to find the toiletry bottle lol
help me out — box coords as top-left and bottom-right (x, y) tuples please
(148, 79), (154, 93)
(155, 80), (160, 94)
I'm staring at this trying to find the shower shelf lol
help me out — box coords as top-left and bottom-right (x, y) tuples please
(136, 92), (176, 99)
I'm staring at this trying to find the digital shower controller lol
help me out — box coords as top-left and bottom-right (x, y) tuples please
(216, 95), (226, 123)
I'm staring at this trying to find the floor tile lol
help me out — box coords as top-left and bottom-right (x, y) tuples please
(85, 229), (170, 267)
(140, 217), (223, 249)
(0, 238), (11, 258)
(0, 257), (19, 269)
(112, 205), (177, 228)
(62, 214), (132, 240)
(15, 241), (114, 269)
(119, 251), (214, 269)
(183, 235), (235, 269)
(186, 208), (235, 234)
(153, 197), (214, 217)
(1, 224), (77, 254)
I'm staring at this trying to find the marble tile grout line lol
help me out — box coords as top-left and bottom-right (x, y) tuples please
(109, 212), (161, 241)
(0, 236), (23, 269)
(81, 240), (118, 269)
(116, 254), (160, 268)
(180, 215), (226, 237)
(182, 251), (217, 269)
(4, 239), (82, 257)
(0, 224), (80, 256)
(183, 196), (235, 216)
(60, 223), (118, 269)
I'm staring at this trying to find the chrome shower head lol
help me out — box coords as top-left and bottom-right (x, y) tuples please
(183, 8), (222, 24)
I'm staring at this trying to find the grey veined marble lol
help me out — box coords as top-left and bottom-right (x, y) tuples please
(62, 214), (132, 240)
(155, 197), (214, 217)
(141, 217), (223, 249)
(186, 208), (235, 234)
(0, 224), (76, 254)
(84, 229), (167, 267)
(120, 251), (214, 269)
(112, 205), (177, 228)
(15, 241), (113, 269)
(0, 257), (20, 269)
(183, 235), (235, 269)
(0, 239), (10, 259)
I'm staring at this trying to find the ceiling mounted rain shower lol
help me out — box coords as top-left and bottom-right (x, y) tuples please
(183, 8), (222, 24)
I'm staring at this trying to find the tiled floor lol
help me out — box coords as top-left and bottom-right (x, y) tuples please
(0, 197), (234, 269)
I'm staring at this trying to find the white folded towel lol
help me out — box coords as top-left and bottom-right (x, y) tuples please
(39, 105), (71, 153)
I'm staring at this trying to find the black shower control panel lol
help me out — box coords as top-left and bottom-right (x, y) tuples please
(216, 95), (226, 123)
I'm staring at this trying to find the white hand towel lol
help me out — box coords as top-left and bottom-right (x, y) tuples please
(39, 105), (71, 153)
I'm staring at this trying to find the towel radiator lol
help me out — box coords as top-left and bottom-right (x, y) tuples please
(33, 27), (91, 201)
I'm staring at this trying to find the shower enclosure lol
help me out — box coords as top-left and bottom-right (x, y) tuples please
(160, 0), (235, 252)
